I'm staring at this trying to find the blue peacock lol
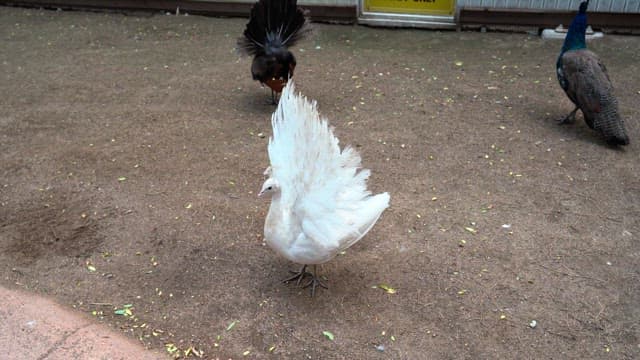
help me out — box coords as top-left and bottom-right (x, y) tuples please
(556, 0), (629, 146)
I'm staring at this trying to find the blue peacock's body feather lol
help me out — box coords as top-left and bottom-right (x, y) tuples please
(555, 0), (629, 146)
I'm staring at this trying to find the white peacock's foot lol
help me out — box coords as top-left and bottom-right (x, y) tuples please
(282, 265), (312, 286)
(282, 265), (327, 296)
(301, 268), (328, 297)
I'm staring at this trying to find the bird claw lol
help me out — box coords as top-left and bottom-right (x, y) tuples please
(558, 114), (576, 124)
(282, 265), (327, 296)
(558, 108), (578, 124)
(302, 276), (328, 297)
(265, 97), (277, 105)
(282, 265), (312, 286)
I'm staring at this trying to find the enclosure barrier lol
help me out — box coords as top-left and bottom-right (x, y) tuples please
(1, 0), (639, 31)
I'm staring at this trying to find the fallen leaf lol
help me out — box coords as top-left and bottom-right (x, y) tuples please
(115, 304), (133, 317)
(226, 320), (237, 331)
(378, 284), (397, 294)
(322, 331), (335, 341)
(165, 343), (178, 354)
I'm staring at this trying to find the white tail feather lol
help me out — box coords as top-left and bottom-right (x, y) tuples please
(263, 82), (390, 265)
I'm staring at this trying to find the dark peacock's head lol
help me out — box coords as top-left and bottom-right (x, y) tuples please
(560, 0), (589, 54)
(579, 1), (589, 14)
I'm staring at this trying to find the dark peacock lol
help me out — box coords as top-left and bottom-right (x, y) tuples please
(556, 0), (629, 146)
(238, 0), (309, 104)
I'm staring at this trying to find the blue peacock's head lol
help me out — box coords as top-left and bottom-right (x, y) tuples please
(579, 1), (589, 14)
(560, 0), (589, 54)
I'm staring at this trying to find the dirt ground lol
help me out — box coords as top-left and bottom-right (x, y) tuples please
(1, 6), (639, 359)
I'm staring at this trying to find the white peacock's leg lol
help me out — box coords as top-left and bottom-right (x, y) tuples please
(302, 265), (328, 297)
(282, 264), (310, 286)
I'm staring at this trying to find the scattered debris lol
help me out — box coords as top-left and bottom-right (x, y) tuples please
(375, 284), (397, 294)
(114, 304), (133, 316)
(464, 226), (477, 234)
(322, 330), (335, 341)
(86, 261), (96, 273)
(226, 320), (238, 331)
(184, 346), (204, 358)
(165, 343), (178, 355)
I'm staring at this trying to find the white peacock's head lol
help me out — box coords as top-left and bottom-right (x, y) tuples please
(258, 178), (280, 197)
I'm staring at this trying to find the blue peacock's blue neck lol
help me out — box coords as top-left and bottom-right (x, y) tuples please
(561, 13), (588, 55)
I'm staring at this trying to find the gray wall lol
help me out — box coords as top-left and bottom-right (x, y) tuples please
(457, 0), (640, 12)
(194, 0), (640, 12)
(195, 0), (354, 6)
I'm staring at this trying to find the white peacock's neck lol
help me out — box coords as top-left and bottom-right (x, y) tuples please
(264, 195), (296, 258)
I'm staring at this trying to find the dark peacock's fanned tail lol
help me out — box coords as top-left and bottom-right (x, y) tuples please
(237, 0), (309, 57)
(556, 0), (630, 146)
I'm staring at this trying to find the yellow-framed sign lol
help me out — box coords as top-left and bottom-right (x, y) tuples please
(364, 0), (456, 16)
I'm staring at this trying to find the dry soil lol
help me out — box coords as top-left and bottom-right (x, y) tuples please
(1, 6), (639, 360)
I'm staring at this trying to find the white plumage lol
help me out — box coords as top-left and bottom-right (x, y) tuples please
(259, 82), (390, 294)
